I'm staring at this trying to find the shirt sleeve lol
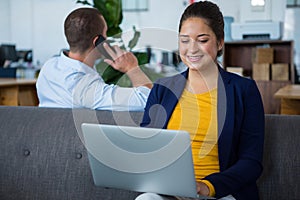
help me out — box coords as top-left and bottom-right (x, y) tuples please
(200, 180), (216, 197)
(72, 73), (150, 111)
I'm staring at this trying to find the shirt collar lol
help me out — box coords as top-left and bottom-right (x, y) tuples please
(60, 50), (97, 74)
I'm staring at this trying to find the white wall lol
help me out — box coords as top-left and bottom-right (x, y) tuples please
(120, 0), (239, 52)
(283, 7), (300, 78)
(0, 0), (86, 64)
(0, 0), (291, 65)
(120, 0), (187, 53)
(0, 0), (12, 43)
(29, 0), (85, 64)
(121, 0), (185, 31)
(211, 0), (240, 21)
(240, 0), (286, 22)
(10, 0), (33, 49)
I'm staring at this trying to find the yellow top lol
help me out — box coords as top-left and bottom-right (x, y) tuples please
(167, 88), (219, 196)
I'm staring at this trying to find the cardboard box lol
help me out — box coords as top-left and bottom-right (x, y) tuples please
(271, 63), (289, 81)
(252, 47), (274, 64)
(252, 63), (270, 80)
(226, 67), (243, 76)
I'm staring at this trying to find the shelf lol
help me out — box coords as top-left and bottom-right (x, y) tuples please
(223, 40), (294, 114)
(223, 40), (294, 81)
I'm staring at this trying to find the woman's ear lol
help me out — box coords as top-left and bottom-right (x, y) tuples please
(218, 39), (224, 51)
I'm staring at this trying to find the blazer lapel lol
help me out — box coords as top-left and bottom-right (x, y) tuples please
(162, 70), (188, 129)
(218, 67), (235, 171)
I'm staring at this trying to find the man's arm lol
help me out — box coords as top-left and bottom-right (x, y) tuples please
(103, 43), (153, 89)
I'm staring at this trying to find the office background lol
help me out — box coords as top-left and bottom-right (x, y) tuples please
(0, 0), (298, 77)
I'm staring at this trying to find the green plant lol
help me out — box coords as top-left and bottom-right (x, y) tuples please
(76, 0), (144, 85)
(76, 0), (122, 37)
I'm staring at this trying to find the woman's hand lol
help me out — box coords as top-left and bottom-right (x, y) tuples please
(196, 181), (210, 196)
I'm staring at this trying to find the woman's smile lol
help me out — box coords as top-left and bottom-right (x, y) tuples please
(187, 55), (203, 63)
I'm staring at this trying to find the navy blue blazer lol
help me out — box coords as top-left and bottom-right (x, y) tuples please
(141, 67), (265, 200)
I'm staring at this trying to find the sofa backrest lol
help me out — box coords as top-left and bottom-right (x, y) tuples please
(0, 106), (299, 200)
(257, 114), (300, 200)
(0, 106), (143, 200)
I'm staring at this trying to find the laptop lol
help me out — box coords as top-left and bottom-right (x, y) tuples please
(81, 123), (215, 199)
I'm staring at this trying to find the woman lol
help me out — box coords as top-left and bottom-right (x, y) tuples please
(140, 1), (264, 199)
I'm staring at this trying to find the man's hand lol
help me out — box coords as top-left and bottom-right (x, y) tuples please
(103, 43), (138, 73)
(103, 43), (152, 89)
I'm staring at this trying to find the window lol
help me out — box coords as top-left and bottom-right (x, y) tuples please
(122, 0), (148, 12)
(251, 0), (265, 6)
(287, 0), (300, 7)
(251, 0), (265, 11)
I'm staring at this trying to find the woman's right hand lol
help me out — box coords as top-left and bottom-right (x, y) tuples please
(196, 181), (210, 196)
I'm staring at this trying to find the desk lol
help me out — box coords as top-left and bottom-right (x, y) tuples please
(0, 78), (39, 106)
(274, 84), (300, 115)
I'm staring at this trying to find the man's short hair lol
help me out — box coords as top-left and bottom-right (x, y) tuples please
(64, 8), (105, 53)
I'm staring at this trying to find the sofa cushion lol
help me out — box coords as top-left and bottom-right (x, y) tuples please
(0, 106), (143, 200)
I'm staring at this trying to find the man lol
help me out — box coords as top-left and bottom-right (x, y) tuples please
(36, 7), (152, 111)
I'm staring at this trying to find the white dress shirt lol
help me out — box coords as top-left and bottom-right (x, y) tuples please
(36, 51), (150, 111)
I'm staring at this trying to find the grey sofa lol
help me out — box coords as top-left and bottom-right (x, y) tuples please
(0, 106), (299, 200)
